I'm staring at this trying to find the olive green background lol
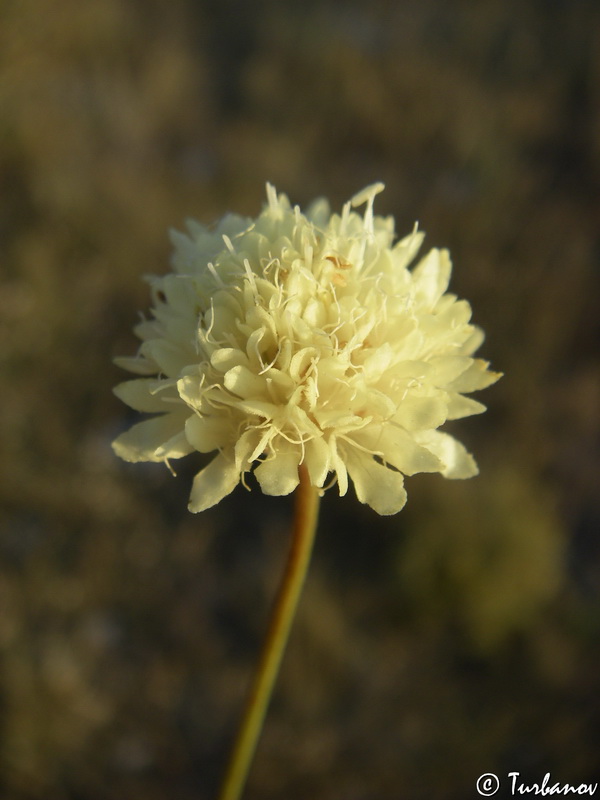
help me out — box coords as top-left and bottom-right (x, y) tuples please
(1, 1), (599, 798)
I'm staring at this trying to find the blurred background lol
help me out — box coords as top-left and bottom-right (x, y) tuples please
(1, 1), (599, 798)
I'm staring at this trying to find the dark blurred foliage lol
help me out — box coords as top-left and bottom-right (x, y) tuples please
(1, 1), (599, 798)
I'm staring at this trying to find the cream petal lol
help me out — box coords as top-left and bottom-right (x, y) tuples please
(393, 327), (425, 360)
(419, 299), (472, 340)
(185, 414), (233, 453)
(140, 339), (193, 377)
(288, 405), (322, 438)
(235, 399), (279, 419)
(254, 448), (301, 496)
(445, 393), (487, 420)
(432, 293), (457, 314)
(211, 289), (244, 317)
(233, 429), (257, 470)
(155, 431), (194, 460)
(224, 365), (266, 399)
(231, 426), (273, 468)
(303, 374), (319, 411)
(134, 319), (162, 341)
(305, 197), (331, 228)
(113, 356), (157, 376)
(188, 452), (241, 512)
(169, 229), (202, 270)
(303, 437), (331, 487)
(160, 274), (197, 310)
(177, 373), (212, 412)
(214, 212), (253, 240)
(112, 413), (189, 462)
(440, 298), (472, 327)
(302, 298), (327, 329)
(113, 379), (178, 413)
(457, 325), (485, 355)
(393, 228), (425, 270)
(243, 308), (270, 339)
(289, 347), (318, 383)
(210, 348), (250, 373)
(446, 360), (503, 393)
(344, 448), (407, 515)
(358, 388), (396, 420)
(428, 355), (473, 386)
(313, 408), (365, 430)
(411, 248), (452, 308)
(330, 439), (349, 496)
(388, 360), (432, 381)
(414, 431), (478, 479)
(361, 343), (394, 382)
(394, 395), (448, 431)
(264, 368), (295, 396)
(353, 426), (442, 476)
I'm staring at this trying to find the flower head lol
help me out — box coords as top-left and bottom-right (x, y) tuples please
(112, 183), (500, 514)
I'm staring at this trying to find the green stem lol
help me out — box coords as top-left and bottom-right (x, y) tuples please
(217, 466), (321, 800)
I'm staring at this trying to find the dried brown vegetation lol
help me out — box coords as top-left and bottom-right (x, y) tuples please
(1, 1), (599, 798)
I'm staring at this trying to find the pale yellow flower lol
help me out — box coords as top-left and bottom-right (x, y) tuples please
(112, 183), (500, 514)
